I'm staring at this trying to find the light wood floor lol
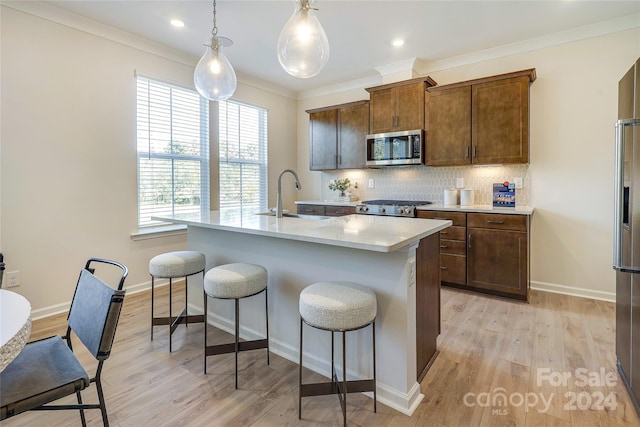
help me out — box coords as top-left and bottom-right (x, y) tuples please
(4, 286), (640, 426)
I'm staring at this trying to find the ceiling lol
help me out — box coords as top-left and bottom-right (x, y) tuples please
(13, 1), (640, 95)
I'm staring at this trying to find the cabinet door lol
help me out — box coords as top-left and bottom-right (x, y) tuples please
(472, 76), (529, 164)
(396, 82), (425, 131)
(325, 206), (356, 216)
(296, 204), (326, 215)
(369, 88), (397, 133)
(467, 228), (528, 297)
(309, 109), (338, 170)
(425, 87), (471, 166)
(337, 103), (369, 169)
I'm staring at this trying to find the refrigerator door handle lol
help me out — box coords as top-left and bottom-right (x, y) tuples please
(614, 118), (640, 272)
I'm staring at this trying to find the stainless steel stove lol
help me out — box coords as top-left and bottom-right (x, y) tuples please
(355, 199), (432, 217)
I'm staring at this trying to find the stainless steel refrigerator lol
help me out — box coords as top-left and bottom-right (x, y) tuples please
(615, 57), (640, 415)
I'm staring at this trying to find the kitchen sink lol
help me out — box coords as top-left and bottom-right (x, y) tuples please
(256, 212), (331, 220)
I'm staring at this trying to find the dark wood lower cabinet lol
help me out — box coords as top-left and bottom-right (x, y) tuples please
(416, 233), (440, 382)
(296, 204), (355, 216)
(467, 228), (528, 299)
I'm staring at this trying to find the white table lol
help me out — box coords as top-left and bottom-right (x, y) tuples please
(0, 289), (32, 371)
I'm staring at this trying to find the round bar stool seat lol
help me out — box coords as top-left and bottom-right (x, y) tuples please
(150, 251), (206, 279)
(149, 251), (206, 352)
(203, 263), (269, 389)
(298, 281), (377, 427)
(299, 281), (377, 331)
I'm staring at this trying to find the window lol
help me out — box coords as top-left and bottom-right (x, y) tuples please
(136, 76), (209, 228)
(219, 100), (268, 216)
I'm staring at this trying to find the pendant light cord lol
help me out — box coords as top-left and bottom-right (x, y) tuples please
(211, 0), (218, 36)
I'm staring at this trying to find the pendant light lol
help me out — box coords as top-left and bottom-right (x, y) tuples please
(277, 0), (329, 79)
(194, 0), (237, 101)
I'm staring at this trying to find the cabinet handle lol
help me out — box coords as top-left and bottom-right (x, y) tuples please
(468, 234), (472, 248)
(487, 220), (505, 224)
(440, 244), (448, 249)
(440, 231), (449, 235)
(338, 154), (342, 165)
(440, 266), (448, 270)
(465, 146), (469, 159)
(472, 146), (476, 158)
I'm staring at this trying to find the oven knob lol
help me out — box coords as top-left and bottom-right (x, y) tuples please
(404, 207), (413, 215)
(358, 206), (368, 213)
(381, 207), (386, 213)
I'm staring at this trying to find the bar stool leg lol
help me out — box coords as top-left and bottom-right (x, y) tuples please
(184, 276), (189, 327)
(265, 288), (270, 365)
(204, 291), (208, 374)
(373, 320), (377, 413)
(235, 298), (239, 389)
(342, 331), (347, 427)
(169, 278), (173, 352)
(151, 276), (155, 341)
(298, 317), (303, 420)
(331, 331), (335, 381)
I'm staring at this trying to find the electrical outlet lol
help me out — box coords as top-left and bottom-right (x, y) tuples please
(6, 271), (20, 288)
(456, 178), (464, 188)
(368, 179), (375, 188)
(514, 177), (523, 189)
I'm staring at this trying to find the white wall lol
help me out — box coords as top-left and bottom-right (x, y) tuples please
(0, 6), (297, 315)
(297, 28), (640, 301)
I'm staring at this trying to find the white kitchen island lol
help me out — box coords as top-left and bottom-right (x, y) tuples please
(153, 210), (450, 415)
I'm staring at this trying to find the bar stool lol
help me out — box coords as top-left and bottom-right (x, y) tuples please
(149, 250), (206, 352)
(298, 281), (377, 427)
(203, 263), (269, 389)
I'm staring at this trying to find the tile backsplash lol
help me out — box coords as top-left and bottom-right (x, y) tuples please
(321, 164), (530, 206)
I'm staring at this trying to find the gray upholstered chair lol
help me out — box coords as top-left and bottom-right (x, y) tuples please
(298, 281), (377, 427)
(149, 250), (206, 351)
(0, 258), (128, 427)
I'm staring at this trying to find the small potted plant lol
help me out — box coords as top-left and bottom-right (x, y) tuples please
(328, 178), (351, 198)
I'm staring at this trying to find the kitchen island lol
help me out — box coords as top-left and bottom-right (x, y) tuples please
(153, 210), (450, 415)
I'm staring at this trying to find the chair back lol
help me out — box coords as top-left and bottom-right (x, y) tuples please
(67, 258), (127, 360)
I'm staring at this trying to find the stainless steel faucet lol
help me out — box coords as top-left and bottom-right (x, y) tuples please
(276, 169), (301, 218)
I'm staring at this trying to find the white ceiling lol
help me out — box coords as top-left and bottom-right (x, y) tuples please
(12, 1), (640, 95)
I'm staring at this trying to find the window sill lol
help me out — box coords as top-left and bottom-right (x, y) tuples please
(130, 224), (187, 241)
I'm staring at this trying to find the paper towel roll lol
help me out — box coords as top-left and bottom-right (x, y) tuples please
(460, 189), (475, 206)
(444, 189), (459, 205)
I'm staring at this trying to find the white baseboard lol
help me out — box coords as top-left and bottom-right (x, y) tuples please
(530, 280), (615, 303)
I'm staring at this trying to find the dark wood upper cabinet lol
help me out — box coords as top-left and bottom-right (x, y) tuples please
(366, 77), (437, 134)
(425, 86), (472, 166)
(306, 100), (369, 171)
(426, 69), (535, 166)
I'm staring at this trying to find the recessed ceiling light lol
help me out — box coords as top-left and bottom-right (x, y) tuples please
(170, 19), (185, 28)
(392, 39), (405, 47)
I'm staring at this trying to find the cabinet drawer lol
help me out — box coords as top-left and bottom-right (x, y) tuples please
(440, 239), (466, 256)
(296, 204), (325, 215)
(440, 254), (466, 285)
(439, 225), (465, 241)
(467, 213), (527, 231)
(418, 211), (466, 227)
(325, 206), (356, 216)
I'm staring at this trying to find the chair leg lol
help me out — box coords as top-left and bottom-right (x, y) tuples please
(234, 298), (239, 390)
(169, 278), (173, 352)
(373, 320), (377, 413)
(265, 288), (270, 365)
(184, 275), (189, 328)
(204, 291), (208, 374)
(96, 376), (110, 427)
(150, 276), (155, 341)
(298, 317), (303, 420)
(76, 390), (87, 427)
(342, 331), (347, 427)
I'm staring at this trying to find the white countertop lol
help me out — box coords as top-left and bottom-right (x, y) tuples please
(153, 210), (451, 253)
(418, 203), (534, 215)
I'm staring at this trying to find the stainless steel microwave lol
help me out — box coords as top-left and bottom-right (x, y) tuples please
(366, 129), (424, 166)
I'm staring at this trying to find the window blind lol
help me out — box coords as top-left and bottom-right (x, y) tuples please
(136, 77), (210, 228)
(219, 100), (268, 216)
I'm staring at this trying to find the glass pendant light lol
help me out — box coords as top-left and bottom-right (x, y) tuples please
(277, 0), (329, 79)
(194, 0), (237, 101)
